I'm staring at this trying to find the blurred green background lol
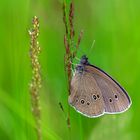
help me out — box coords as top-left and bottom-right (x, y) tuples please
(0, 0), (139, 140)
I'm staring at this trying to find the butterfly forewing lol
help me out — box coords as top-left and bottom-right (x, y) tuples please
(69, 71), (105, 117)
(85, 65), (131, 114)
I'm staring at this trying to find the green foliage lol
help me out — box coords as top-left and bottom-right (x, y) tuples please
(0, 0), (139, 140)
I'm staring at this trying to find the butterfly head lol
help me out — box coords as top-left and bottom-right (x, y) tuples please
(75, 55), (89, 73)
(80, 55), (89, 65)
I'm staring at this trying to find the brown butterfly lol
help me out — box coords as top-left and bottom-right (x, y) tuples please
(69, 55), (131, 118)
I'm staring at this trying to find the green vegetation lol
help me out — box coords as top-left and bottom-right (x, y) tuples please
(0, 0), (139, 140)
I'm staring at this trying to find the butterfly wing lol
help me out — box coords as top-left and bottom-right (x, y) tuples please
(85, 65), (131, 114)
(69, 71), (105, 117)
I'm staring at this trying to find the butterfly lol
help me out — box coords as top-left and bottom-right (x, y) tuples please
(69, 55), (131, 118)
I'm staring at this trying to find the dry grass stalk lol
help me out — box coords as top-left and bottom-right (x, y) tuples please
(63, 2), (83, 129)
(29, 16), (42, 140)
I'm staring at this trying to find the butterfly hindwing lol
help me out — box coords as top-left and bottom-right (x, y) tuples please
(69, 71), (105, 117)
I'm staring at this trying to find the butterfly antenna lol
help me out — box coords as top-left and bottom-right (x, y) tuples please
(88, 40), (95, 58)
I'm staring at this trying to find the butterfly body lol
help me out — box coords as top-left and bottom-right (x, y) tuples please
(69, 55), (131, 118)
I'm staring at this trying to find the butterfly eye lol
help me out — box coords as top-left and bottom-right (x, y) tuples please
(109, 98), (112, 102)
(76, 65), (84, 73)
(81, 99), (85, 104)
(92, 95), (97, 100)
